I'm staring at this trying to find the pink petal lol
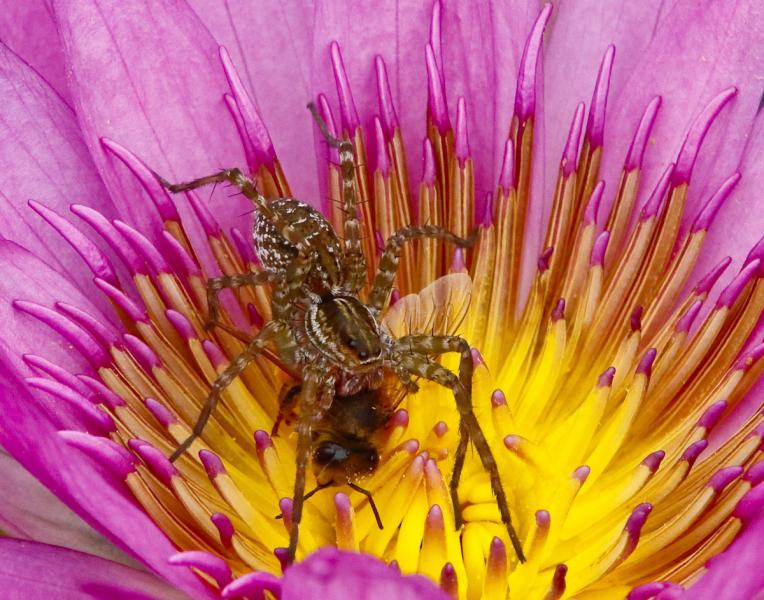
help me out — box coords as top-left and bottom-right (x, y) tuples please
(186, 0), (319, 201)
(310, 1), (537, 200)
(53, 0), (247, 240)
(0, 449), (133, 567)
(612, 1), (762, 213)
(424, 1), (539, 195)
(0, 538), (189, 600)
(543, 0), (665, 193)
(0, 239), (120, 378)
(539, 0), (764, 349)
(282, 547), (448, 600)
(0, 242), (214, 599)
(0, 1), (69, 100)
(681, 485), (764, 598)
(0, 43), (116, 292)
(695, 111), (764, 286)
(545, 0), (764, 265)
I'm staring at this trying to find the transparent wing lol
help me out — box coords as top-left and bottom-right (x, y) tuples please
(382, 272), (473, 339)
(380, 273), (473, 410)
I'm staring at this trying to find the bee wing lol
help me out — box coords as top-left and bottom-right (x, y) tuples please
(382, 272), (473, 339)
(380, 273), (472, 410)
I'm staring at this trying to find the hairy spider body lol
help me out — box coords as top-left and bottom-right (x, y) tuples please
(158, 103), (525, 564)
(253, 198), (343, 294)
(303, 294), (388, 396)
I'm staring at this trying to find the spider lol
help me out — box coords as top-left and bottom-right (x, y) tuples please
(158, 104), (525, 564)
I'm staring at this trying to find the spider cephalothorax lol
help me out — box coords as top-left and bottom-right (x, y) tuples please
(158, 103), (525, 564)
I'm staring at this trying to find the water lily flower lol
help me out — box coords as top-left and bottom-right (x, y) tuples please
(0, 1), (762, 599)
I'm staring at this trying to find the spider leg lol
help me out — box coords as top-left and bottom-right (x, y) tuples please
(205, 271), (297, 377)
(157, 168), (275, 218)
(308, 103), (366, 292)
(369, 226), (477, 310)
(264, 250), (325, 370)
(160, 169), (315, 259)
(169, 320), (283, 462)
(287, 363), (334, 563)
(207, 321), (252, 344)
(206, 271), (271, 329)
(273, 249), (316, 322)
(451, 420), (469, 528)
(395, 334), (526, 562)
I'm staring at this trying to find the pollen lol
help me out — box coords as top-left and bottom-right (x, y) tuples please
(21, 2), (763, 599)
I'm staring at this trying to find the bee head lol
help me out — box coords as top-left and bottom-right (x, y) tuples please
(312, 438), (380, 484)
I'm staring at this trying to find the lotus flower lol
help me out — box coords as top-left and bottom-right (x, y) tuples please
(0, 1), (763, 598)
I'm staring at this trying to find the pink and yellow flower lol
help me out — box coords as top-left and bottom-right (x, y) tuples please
(0, 1), (762, 598)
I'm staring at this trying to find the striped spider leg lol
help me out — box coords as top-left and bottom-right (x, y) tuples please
(394, 334), (525, 562)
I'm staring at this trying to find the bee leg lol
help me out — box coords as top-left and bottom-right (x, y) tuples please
(347, 482), (384, 530)
(287, 364), (331, 564)
(369, 225), (477, 311)
(395, 334), (526, 563)
(276, 481), (330, 519)
(272, 383), (301, 436)
(169, 320), (283, 462)
(307, 102), (366, 292)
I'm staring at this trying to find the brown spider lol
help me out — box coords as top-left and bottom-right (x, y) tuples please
(158, 104), (525, 564)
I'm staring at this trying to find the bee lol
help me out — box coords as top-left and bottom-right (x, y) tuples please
(275, 382), (391, 530)
(158, 104), (525, 564)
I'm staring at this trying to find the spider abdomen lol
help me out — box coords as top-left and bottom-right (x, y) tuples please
(253, 198), (344, 292)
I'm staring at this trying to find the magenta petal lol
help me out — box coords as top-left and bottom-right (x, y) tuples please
(543, 0), (764, 295)
(0, 243), (213, 599)
(0, 43), (115, 291)
(0, 449), (133, 566)
(310, 0), (427, 194)
(0, 1), (70, 100)
(186, 0), (318, 201)
(434, 1), (540, 194)
(53, 0), (247, 240)
(310, 1), (538, 198)
(282, 548), (448, 600)
(695, 112), (764, 284)
(0, 538), (188, 600)
(546, 0), (763, 245)
(543, 0), (665, 191)
(0, 242), (115, 378)
(0, 361), (214, 599)
(682, 489), (764, 598)
(607, 1), (763, 210)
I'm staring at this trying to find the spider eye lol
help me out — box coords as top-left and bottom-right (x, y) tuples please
(346, 337), (370, 360)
